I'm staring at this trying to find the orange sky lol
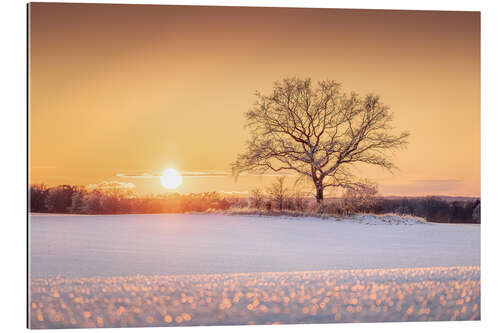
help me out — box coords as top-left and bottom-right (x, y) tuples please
(29, 3), (480, 197)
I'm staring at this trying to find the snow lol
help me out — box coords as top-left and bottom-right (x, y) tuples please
(29, 213), (480, 328)
(29, 213), (480, 278)
(30, 266), (480, 328)
(349, 213), (426, 225)
(227, 212), (427, 225)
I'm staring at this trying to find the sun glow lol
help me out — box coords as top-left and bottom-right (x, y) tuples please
(160, 168), (182, 189)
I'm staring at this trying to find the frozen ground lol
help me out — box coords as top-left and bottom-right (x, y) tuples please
(29, 214), (480, 277)
(29, 214), (480, 328)
(30, 266), (480, 328)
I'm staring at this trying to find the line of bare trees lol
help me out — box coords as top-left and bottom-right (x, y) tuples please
(30, 184), (230, 215)
(231, 177), (480, 224)
(241, 177), (380, 214)
(29, 182), (480, 223)
(243, 178), (479, 223)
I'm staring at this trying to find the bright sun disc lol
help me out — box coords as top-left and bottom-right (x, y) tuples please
(160, 168), (182, 189)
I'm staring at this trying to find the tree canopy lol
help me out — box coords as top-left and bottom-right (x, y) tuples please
(233, 77), (410, 203)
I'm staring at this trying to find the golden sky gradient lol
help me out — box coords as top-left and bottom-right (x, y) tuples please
(29, 3), (480, 196)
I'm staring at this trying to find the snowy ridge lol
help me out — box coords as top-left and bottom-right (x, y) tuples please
(350, 214), (426, 225)
(224, 210), (426, 225)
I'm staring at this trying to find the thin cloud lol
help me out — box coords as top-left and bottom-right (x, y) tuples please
(239, 171), (297, 177)
(116, 170), (232, 179)
(87, 181), (136, 190)
(116, 173), (159, 179)
(181, 171), (232, 177)
(413, 179), (462, 184)
(115, 170), (295, 179)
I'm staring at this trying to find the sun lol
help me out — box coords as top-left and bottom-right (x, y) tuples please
(160, 168), (182, 189)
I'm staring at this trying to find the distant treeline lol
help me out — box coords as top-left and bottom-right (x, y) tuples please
(29, 184), (231, 215)
(373, 197), (480, 224)
(29, 184), (480, 224)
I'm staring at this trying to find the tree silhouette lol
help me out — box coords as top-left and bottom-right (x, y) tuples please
(267, 176), (288, 211)
(233, 77), (409, 204)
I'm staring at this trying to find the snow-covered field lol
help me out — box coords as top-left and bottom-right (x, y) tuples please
(30, 214), (479, 277)
(29, 214), (480, 328)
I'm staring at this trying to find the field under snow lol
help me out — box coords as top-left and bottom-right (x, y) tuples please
(29, 213), (480, 328)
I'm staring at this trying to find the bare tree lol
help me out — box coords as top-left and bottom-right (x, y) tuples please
(249, 188), (265, 209)
(267, 176), (288, 211)
(291, 189), (307, 212)
(233, 78), (409, 204)
(342, 183), (379, 214)
(68, 186), (87, 214)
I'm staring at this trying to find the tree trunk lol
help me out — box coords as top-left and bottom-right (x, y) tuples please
(315, 183), (324, 204)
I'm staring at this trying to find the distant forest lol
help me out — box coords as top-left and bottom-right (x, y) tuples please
(29, 184), (480, 224)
